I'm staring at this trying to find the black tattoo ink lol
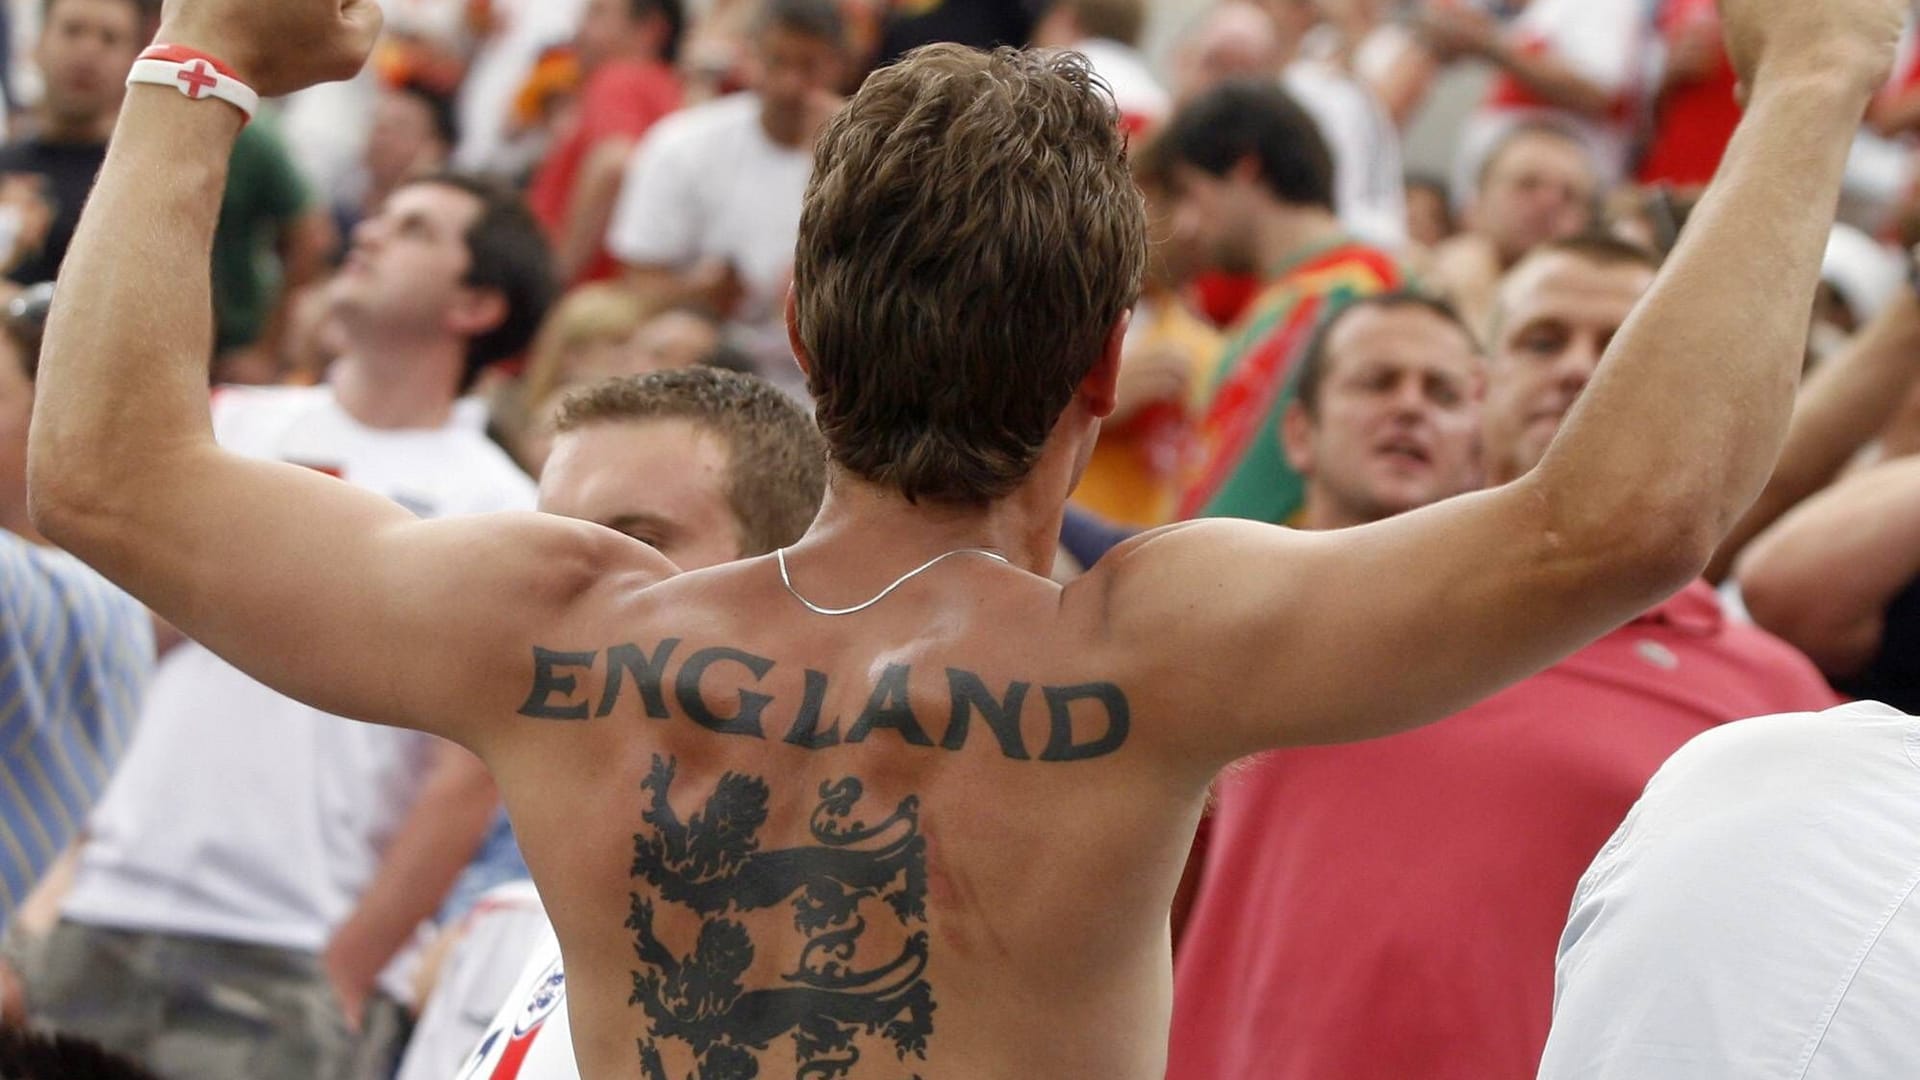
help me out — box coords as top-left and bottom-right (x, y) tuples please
(784, 669), (841, 750)
(674, 647), (777, 739)
(845, 664), (934, 748)
(519, 648), (597, 721)
(941, 669), (1031, 759)
(598, 639), (681, 719)
(1040, 682), (1131, 762)
(520, 639), (1135, 762)
(629, 756), (935, 1078)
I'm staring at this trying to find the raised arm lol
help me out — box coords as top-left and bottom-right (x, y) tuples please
(1099, 0), (1902, 766)
(1737, 455), (1920, 679)
(27, 0), (669, 743)
(1706, 277), (1920, 582)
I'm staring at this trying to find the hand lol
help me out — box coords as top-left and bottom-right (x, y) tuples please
(1112, 342), (1193, 424)
(0, 957), (25, 1028)
(155, 0), (383, 98)
(1411, 1), (1501, 62)
(1720, 0), (1902, 104)
(0, 175), (53, 274)
(321, 928), (383, 1035)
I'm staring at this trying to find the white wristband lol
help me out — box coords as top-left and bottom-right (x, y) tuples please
(126, 57), (259, 122)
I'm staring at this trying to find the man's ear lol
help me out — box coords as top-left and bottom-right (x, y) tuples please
(785, 288), (812, 381)
(1079, 311), (1130, 419)
(1280, 398), (1316, 474)
(448, 287), (508, 343)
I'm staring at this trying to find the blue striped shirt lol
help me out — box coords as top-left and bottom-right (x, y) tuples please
(0, 532), (150, 927)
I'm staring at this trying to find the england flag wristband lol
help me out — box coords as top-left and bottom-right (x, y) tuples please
(126, 44), (258, 123)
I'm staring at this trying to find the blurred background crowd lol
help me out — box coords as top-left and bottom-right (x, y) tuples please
(0, 0), (1918, 1077)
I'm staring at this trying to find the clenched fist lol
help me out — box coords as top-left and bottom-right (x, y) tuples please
(155, 0), (382, 98)
(1721, 0), (1903, 103)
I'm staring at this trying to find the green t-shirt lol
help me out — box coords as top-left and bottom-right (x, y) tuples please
(211, 118), (312, 354)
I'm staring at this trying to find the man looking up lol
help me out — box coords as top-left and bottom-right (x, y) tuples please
(1169, 253), (1839, 1080)
(27, 3), (1905, 1077)
(607, 0), (844, 396)
(30, 175), (554, 1079)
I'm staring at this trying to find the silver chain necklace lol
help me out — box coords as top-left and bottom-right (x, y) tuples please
(776, 547), (1011, 617)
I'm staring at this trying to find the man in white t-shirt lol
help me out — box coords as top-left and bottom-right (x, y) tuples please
(1541, 701), (1920, 1079)
(397, 367), (829, 1080)
(30, 174), (556, 1080)
(605, 0), (846, 397)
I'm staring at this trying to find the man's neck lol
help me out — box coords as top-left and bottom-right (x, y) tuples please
(328, 337), (464, 430)
(1255, 205), (1347, 281)
(801, 469), (1068, 579)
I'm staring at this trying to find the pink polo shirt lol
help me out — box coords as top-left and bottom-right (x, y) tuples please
(1166, 581), (1839, 1080)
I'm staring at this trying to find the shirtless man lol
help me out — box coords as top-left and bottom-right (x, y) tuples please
(26, 0), (1902, 1075)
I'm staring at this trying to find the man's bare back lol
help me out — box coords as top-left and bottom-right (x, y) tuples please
(503, 557), (1201, 1077)
(25, 1), (1907, 1076)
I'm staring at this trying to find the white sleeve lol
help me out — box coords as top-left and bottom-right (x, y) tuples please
(1516, 0), (1647, 94)
(606, 121), (701, 269)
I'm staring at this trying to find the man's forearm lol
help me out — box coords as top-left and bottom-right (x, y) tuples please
(328, 741), (498, 1009)
(1739, 456), (1920, 675)
(1531, 73), (1873, 565)
(1708, 287), (1920, 581)
(28, 90), (237, 539)
(1486, 40), (1617, 116)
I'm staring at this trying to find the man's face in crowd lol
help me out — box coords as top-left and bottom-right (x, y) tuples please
(539, 417), (743, 571)
(331, 182), (492, 341)
(1168, 161), (1265, 276)
(37, 0), (144, 130)
(1173, 1), (1280, 102)
(1482, 251), (1655, 485)
(576, 0), (657, 71)
(1472, 131), (1597, 266)
(756, 27), (842, 145)
(1284, 304), (1484, 527)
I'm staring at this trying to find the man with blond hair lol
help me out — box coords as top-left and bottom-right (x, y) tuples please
(29, 0), (1905, 1075)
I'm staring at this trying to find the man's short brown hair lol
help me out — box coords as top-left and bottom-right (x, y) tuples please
(794, 45), (1146, 504)
(552, 368), (827, 557)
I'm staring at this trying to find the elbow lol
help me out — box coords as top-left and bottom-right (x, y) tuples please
(25, 457), (113, 553)
(1545, 484), (1717, 604)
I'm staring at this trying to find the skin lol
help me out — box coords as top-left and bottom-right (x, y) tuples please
(362, 89), (449, 210)
(1470, 131), (1599, 268)
(1482, 253), (1657, 486)
(755, 26), (843, 148)
(1285, 305), (1485, 531)
(539, 418), (744, 573)
(29, 0), (1902, 1074)
(1166, 161), (1344, 281)
(34, 0), (144, 142)
(0, 334), (31, 540)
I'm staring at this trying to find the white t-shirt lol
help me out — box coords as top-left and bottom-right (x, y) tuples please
(64, 385), (535, 1001)
(451, 919), (577, 1080)
(398, 880), (561, 1080)
(1541, 701), (1920, 1079)
(1284, 61), (1409, 252)
(454, 0), (591, 175)
(606, 92), (813, 394)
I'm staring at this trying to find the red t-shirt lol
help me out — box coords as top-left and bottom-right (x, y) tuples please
(1166, 581), (1839, 1080)
(1637, 0), (1739, 187)
(526, 59), (682, 283)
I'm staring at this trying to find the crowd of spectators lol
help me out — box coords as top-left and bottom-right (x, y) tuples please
(0, 0), (1917, 1076)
